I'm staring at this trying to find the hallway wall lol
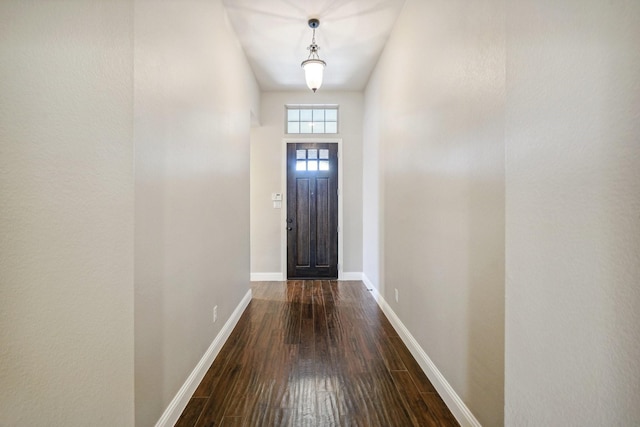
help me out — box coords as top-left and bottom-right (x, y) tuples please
(0, 1), (135, 425)
(133, 1), (258, 425)
(250, 91), (363, 277)
(363, 0), (506, 425)
(505, 1), (640, 425)
(366, 0), (640, 425)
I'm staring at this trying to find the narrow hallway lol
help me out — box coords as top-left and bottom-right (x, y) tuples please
(177, 281), (458, 427)
(3, 1), (638, 425)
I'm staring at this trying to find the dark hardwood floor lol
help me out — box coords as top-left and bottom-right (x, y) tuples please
(176, 280), (459, 427)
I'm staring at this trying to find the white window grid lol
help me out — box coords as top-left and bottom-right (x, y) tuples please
(285, 105), (339, 134)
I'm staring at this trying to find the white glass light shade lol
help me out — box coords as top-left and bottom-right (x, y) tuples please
(301, 59), (326, 92)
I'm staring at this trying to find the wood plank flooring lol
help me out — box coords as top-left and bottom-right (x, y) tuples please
(176, 280), (459, 427)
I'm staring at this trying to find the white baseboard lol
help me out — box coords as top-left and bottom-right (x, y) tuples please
(251, 272), (364, 281)
(364, 275), (481, 427)
(250, 272), (284, 281)
(340, 271), (363, 281)
(155, 289), (253, 427)
(361, 273), (376, 291)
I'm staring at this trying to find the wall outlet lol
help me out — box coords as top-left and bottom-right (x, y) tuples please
(213, 306), (218, 323)
(395, 288), (399, 303)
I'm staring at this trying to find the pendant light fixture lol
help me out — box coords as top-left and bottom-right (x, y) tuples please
(301, 18), (326, 93)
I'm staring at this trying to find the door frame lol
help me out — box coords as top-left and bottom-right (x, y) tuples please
(281, 138), (343, 280)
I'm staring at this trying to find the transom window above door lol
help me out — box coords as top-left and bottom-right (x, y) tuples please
(286, 105), (338, 134)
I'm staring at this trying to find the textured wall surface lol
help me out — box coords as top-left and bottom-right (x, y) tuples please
(363, 1), (506, 425)
(505, 1), (640, 425)
(250, 91), (363, 275)
(133, 1), (257, 425)
(0, 1), (135, 425)
(362, 81), (382, 289)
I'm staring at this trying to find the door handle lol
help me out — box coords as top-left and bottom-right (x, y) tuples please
(287, 227), (293, 231)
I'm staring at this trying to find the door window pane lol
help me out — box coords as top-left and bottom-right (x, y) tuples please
(293, 146), (331, 173)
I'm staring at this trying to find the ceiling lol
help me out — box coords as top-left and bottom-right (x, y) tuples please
(222, 0), (406, 91)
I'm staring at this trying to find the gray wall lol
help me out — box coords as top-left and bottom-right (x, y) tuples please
(134, 1), (258, 425)
(0, 1), (135, 425)
(505, 1), (640, 425)
(0, 1), (258, 425)
(363, 0), (506, 425)
(365, 0), (640, 425)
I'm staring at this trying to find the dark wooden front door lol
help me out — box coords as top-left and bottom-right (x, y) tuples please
(287, 143), (338, 279)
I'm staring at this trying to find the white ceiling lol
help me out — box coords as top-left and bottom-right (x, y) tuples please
(222, 0), (406, 91)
